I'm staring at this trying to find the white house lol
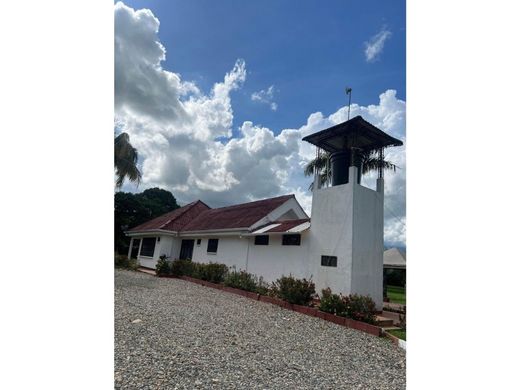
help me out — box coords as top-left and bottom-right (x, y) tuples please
(126, 115), (403, 308)
(384, 248), (406, 270)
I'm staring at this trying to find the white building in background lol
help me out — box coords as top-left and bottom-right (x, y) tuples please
(126, 116), (403, 308)
(384, 247), (407, 270)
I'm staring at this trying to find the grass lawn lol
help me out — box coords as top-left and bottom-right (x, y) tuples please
(387, 285), (406, 305)
(387, 329), (406, 341)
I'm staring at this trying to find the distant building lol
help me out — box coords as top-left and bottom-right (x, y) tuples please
(384, 248), (406, 270)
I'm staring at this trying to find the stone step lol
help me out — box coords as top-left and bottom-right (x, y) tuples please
(375, 316), (394, 327)
(137, 267), (156, 275)
(381, 310), (402, 326)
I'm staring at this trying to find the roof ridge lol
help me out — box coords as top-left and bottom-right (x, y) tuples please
(157, 200), (206, 229)
(208, 194), (294, 212)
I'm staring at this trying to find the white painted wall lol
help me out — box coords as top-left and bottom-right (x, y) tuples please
(179, 234), (311, 283)
(133, 235), (176, 269)
(350, 179), (384, 308)
(307, 181), (354, 297)
(307, 166), (384, 308)
(189, 237), (249, 270)
(247, 233), (311, 282)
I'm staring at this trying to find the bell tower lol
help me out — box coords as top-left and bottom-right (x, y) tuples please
(302, 116), (403, 308)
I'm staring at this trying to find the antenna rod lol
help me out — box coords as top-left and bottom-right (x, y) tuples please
(345, 87), (352, 120)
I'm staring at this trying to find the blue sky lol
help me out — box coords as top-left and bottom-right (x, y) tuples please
(120, 0), (405, 137)
(115, 1), (406, 246)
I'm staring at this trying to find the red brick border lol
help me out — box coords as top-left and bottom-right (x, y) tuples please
(166, 273), (384, 338)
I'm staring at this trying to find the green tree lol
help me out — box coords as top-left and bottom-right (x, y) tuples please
(303, 149), (397, 190)
(114, 188), (180, 254)
(114, 132), (141, 188)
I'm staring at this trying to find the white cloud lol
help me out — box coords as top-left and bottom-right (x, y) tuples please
(251, 85), (278, 111)
(364, 28), (392, 62)
(115, 2), (406, 246)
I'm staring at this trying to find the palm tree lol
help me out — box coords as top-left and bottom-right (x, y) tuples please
(114, 132), (141, 188)
(303, 149), (397, 190)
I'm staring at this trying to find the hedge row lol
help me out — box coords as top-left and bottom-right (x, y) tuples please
(114, 254), (138, 271)
(156, 257), (378, 324)
(319, 288), (377, 324)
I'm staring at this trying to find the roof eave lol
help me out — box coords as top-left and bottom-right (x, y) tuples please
(125, 229), (178, 237)
(178, 227), (250, 237)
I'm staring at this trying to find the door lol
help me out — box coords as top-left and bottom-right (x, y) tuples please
(179, 239), (195, 260)
(130, 239), (140, 259)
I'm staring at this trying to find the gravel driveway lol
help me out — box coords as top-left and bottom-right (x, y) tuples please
(115, 270), (405, 389)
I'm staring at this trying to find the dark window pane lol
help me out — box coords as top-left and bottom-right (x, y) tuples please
(130, 239), (140, 259)
(254, 235), (269, 245)
(282, 234), (301, 246)
(207, 238), (219, 253)
(321, 255), (337, 267)
(140, 237), (156, 257)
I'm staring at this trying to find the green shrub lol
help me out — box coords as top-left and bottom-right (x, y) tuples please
(399, 306), (406, 330)
(114, 254), (138, 270)
(273, 275), (316, 305)
(196, 262), (228, 283)
(171, 259), (196, 277)
(155, 255), (171, 276)
(224, 268), (258, 292)
(255, 276), (270, 295)
(319, 288), (347, 315)
(344, 294), (377, 324)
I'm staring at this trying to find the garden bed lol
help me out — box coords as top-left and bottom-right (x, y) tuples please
(174, 272), (384, 338)
(150, 259), (388, 340)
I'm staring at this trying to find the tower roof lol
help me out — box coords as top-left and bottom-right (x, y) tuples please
(302, 115), (403, 153)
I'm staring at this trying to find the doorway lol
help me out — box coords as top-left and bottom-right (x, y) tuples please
(179, 239), (195, 260)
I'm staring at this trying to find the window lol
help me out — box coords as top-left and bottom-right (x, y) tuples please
(321, 255), (337, 267)
(130, 239), (140, 259)
(282, 234), (301, 246)
(254, 235), (269, 245)
(140, 237), (156, 257)
(207, 238), (219, 253)
(196, 239), (201, 246)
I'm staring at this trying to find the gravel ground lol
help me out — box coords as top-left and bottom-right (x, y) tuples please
(115, 269), (406, 389)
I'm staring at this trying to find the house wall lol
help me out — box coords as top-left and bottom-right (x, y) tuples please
(131, 235), (176, 269)
(307, 167), (384, 309)
(190, 237), (249, 270)
(307, 181), (354, 297)
(350, 179), (384, 308)
(178, 234), (310, 283)
(246, 233), (310, 282)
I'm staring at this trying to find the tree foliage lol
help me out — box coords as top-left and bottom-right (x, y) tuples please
(114, 188), (180, 254)
(114, 132), (141, 188)
(303, 149), (397, 190)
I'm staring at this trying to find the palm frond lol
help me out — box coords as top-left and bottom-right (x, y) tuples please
(114, 132), (142, 188)
(303, 153), (329, 177)
(304, 148), (397, 189)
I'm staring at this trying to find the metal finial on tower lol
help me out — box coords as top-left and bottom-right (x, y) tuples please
(345, 87), (352, 120)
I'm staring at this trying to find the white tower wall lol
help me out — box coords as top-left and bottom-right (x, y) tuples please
(309, 166), (384, 308)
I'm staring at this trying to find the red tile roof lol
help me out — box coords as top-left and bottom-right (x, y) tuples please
(128, 195), (296, 233)
(181, 195), (294, 232)
(128, 200), (210, 232)
(256, 218), (310, 233)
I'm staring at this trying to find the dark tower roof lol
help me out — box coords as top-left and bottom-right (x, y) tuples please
(302, 115), (403, 153)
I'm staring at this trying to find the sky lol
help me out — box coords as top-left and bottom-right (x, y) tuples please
(115, 0), (406, 247)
